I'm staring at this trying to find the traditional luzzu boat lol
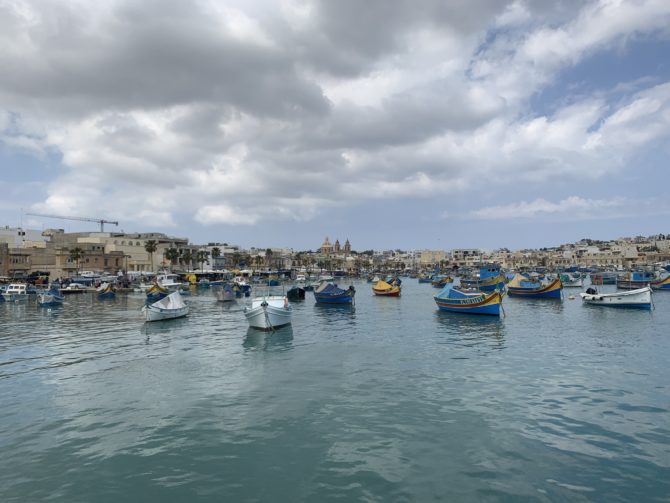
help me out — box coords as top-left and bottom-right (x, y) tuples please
(146, 283), (169, 303)
(560, 273), (584, 288)
(417, 273), (434, 284)
(143, 291), (189, 322)
(96, 282), (116, 299)
(507, 274), (563, 299)
(651, 275), (670, 290)
(590, 271), (618, 285)
(459, 264), (506, 292)
(313, 282), (356, 304)
(431, 275), (453, 288)
(616, 270), (656, 290)
(372, 280), (401, 297)
(580, 286), (652, 310)
(434, 285), (502, 316)
(37, 286), (65, 307)
(244, 295), (292, 331)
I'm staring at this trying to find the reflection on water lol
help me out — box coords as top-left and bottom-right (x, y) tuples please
(1, 280), (670, 502)
(140, 316), (191, 338)
(434, 311), (505, 351)
(243, 325), (294, 351)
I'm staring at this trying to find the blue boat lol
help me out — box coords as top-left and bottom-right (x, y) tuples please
(434, 285), (502, 316)
(507, 274), (562, 299)
(96, 283), (116, 299)
(617, 270), (656, 290)
(38, 286), (65, 307)
(313, 282), (356, 304)
(459, 264), (506, 292)
(146, 283), (169, 304)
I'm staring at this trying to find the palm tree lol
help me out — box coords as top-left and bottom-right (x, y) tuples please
(231, 252), (242, 269)
(181, 250), (193, 271)
(144, 240), (158, 272)
(210, 246), (221, 268)
(165, 247), (179, 270)
(196, 250), (209, 271)
(253, 255), (263, 273)
(69, 247), (85, 275)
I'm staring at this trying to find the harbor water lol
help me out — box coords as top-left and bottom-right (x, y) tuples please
(1, 280), (669, 502)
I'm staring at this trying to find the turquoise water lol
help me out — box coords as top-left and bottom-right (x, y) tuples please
(1, 281), (669, 502)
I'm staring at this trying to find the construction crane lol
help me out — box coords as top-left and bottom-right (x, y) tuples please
(26, 213), (119, 232)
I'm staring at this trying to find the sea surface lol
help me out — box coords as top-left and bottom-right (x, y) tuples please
(1, 280), (669, 502)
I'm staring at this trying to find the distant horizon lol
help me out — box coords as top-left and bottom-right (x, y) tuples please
(4, 215), (667, 254)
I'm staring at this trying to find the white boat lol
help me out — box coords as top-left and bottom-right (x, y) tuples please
(244, 295), (292, 331)
(156, 273), (190, 291)
(2, 283), (30, 302)
(143, 291), (189, 322)
(580, 286), (652, 310)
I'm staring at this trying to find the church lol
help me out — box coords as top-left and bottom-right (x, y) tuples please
(318, 237), (351, 255)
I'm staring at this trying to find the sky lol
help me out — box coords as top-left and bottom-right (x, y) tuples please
(1, 0), (670, 252)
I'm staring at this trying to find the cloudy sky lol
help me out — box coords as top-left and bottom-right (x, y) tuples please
(1, 0), (670, 251)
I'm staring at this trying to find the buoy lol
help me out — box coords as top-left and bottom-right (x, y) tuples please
(568, 295), (575, 300)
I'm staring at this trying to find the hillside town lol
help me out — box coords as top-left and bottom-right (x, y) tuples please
(1, 225), (669, 280)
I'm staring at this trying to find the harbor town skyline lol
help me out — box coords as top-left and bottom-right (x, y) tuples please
(2, 1), (670, 251)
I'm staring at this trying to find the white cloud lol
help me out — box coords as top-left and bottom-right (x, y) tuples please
(1, 0), (670, 234)
(470, 196), (624, 220)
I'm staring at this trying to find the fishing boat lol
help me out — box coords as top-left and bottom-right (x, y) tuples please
(372, 280), (401, 297)
(143, 291), (189, 322)
(146, 283), (169, 303)
(1, 283), (30, 302)
(96, 282), (116, 299)
(37, 286), (64, 307)
(216, 284), (236, 302)
(286, 286), (306, 301)
(156, 273), (190, 291)
(244, 295), (292, 331)
(617, 271), (656, 290)
(233, 277), (252, 297)
(313, 282), (356, 304)
(651, 276), (670, 290)
(431, 275), (453, 288)
(590, 272), (618, 285)
(417, 273), (434, 284)
(60, 282), (90, 294)
(507, 274), (563, 299)
(459, 264), (506, 292)
(580, 286), (652, 310)
(560, 273), (584, 288)
(434, 285), (502, 316)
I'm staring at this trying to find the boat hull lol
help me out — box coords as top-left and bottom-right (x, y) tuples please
(434, 291), (502, 316)
(508, 278), (562, 299)
(37, 293), (64, 306)
(372, 287), (401, 296)
(652, 277), (670, 290)
(144, 291), (189, 322)
(580, 286), (652, 310)
(144, 305), (190, 321)
(244, 297), (292, 330)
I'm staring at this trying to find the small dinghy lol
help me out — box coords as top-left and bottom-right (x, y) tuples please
(143, 291), (189, 322)
(244, 295), (292, 331)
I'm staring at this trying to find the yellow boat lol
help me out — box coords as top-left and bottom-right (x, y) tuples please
(372, 280), (401, 297)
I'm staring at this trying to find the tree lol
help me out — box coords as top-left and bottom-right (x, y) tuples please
(144, 240), (158, 272)
(253, 255), (263, 272)
(265, 248), (273, 268)
(231, 252), (241, 268)
(164, 248), (179, 269)
(181, 250), (193, 271)
(69, 247), (85, 275)
(196, 250), (209, 271)
(210, 247), (221, 270)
